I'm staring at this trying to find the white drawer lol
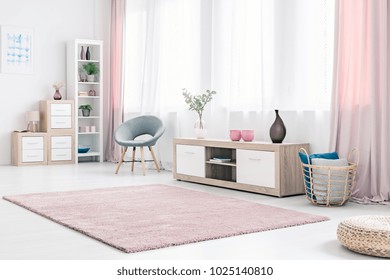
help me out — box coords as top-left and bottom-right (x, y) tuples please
(51, 148), (72, 161)
(22, 149), (44, 162)
(176, 145), (205, 177)
(236, 149), (275, 188)
(51, 116), (72, 129)
(51, 103), (72, 116)
(51, 136), (72, 149)
(22, 136), (44, 150)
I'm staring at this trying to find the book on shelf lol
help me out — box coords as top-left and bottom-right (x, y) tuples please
(209, 157), (231, 163)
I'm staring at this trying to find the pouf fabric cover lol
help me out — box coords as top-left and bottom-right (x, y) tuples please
(337, 215), (390, 258)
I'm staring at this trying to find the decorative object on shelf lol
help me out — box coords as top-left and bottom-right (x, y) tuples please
(78, 66), (86, 82)
(182, 88), (216, 139)
(78, 91), (88, 96)
(25, 111), (40, 132)
(79, 126), (91, 132)
(86, 46), (91, 60)
(78, 146), (90, 153)
(194, 119), (207, 139)
(79, 104), (93, 117)
(241, 130), (254, 142)
(209, 157), (231, 163)
(269, 109), (286, 143)
(82, 62), (99, 82)
(230, 130), (241, 141)
(88, 89), (96, 96)
(80, 46), (85, 60)
(52, 81), (64, 100)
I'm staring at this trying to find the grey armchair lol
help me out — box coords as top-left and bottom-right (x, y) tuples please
(114, 115), (165, 175)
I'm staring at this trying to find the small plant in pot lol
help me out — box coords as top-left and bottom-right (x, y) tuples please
(79, 104), (93, 117)
(82, 62), (99, 82)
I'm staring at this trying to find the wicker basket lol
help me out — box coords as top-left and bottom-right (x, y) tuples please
(299, 148), (359, 206)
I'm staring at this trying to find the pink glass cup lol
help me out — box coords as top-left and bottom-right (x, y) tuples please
(229, 130), (241, 141)
(241, 130), (254, 141)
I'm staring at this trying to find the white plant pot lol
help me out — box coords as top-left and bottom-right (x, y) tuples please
(87, 75), (95, 82)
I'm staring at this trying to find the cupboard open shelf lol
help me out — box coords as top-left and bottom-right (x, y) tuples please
(78, 116), (100, 119)
(205, 160), (237, 167)
(78, 82), (100, 85)
(77, 59), (99, 63)
(78, 151), (100, 157)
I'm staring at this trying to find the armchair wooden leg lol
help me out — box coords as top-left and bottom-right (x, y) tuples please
(115, 147), (128, 174)
(149, 146), (160, 172)
(131, 147), (136, 172)
(140, 146), (146, 176)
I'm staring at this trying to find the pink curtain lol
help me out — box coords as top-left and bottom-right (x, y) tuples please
(330, 0), (390, 203)
(105, 0), (126, 162)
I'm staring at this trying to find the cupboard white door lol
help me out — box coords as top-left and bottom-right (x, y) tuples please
(236, 149), (275, 188)
(51, 136), (72, 149)
(22, 136), (44, 150)
(51, 148), (72, 161)
(22, 149), (44, 163)
(176, 145), (205, 177)
(51, 103), (72, 116)
(51, 117), (72, 129)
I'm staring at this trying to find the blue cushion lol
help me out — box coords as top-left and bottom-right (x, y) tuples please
(298, 151), (339, 165)
(298, 151), (339, 200)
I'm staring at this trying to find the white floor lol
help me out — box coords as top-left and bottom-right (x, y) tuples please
(0, 162), (388, 260)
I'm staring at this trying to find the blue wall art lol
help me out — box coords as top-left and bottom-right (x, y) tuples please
(1, 26), (34, 74)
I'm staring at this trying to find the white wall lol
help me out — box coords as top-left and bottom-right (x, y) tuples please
(0, 0), (111, 165)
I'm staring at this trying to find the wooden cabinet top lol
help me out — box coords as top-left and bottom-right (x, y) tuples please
(173, 138), (309, 151)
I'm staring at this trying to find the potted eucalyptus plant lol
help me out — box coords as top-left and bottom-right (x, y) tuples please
(82, 62), (99, 82)
(182, 88), (216, 138)
(79, 104), (93, 117)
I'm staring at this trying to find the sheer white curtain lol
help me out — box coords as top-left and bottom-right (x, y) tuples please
(124, 0), (205, 169)
(211, 0), (334, 152)
(124, 0), (334, 170)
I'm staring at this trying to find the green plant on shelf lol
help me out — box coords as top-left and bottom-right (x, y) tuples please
(82, 62), (99, 75)
(78, 104), (93, 111)
(79, 104), (93, 117)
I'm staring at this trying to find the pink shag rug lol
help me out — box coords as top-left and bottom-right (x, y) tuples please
(3, 185), (329, 253)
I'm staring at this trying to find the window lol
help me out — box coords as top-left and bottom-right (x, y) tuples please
(124, 0), (334, 113)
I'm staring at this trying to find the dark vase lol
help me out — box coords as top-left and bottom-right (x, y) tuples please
(53, 89), (62, 100)
(269, 109), (286, 143)
(80, 46), (85, 60)
(86, 46), (91, 60)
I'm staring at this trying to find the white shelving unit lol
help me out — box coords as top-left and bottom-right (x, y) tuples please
(67, 39), (103, 163)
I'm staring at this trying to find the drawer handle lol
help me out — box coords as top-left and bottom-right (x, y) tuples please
(54, 121), (67, 124)
(55, 142), (67, 144)
(185, 151), (195, 155)
(27, 155), (39, 158)
(248, 157), (262, 161)
(55, 154), (68, 156)
(26, 143), (39, 145)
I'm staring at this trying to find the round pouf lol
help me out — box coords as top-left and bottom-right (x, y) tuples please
(337, 215), (390, 258)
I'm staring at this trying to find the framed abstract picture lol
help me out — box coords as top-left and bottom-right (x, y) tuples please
(0, 26), (34, 74)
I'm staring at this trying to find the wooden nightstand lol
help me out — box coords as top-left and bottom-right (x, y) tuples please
(11, 132), (48, 166)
